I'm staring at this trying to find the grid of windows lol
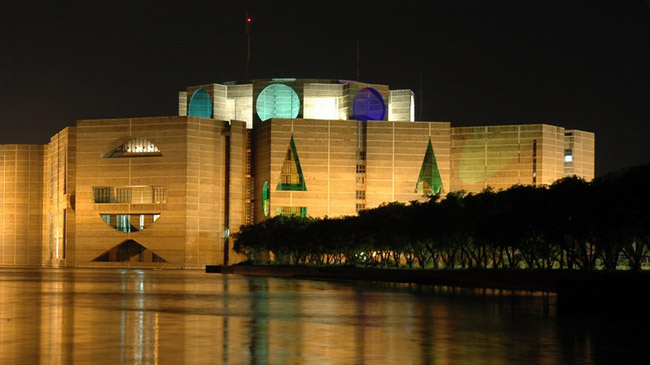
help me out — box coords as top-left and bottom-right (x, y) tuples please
(93, 187), (113, 203)
(275, 206), (308, 218)
(93, 186), (166, 204)
(116, 188), (132, 203)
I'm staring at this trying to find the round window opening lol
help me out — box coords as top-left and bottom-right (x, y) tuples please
(256, 84), (300, 121)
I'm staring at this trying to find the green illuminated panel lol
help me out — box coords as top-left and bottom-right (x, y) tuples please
(262, 181), (270, 216)
(256, 84), (300, 121)
(275, 206), (308, 218)
(277, 136), (307, 191)
(415, 139), (443, 194)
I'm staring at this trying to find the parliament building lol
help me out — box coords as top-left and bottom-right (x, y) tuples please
(0, 78), (594, 268)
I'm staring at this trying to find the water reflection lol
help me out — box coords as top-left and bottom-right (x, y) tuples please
(0, 268), (647, 364)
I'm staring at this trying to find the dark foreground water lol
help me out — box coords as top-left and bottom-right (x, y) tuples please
(0, 268), (646, 364)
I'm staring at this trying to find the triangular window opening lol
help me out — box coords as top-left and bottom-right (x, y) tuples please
(91, 239), (167, 263)
(277, 136), (307, 191)
(105, 138), (162, 158)
(415, 139), (443, 195)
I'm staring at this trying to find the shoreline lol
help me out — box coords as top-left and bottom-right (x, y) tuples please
(206, 265), (650, 314)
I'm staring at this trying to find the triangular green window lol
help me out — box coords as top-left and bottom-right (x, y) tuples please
(415, 139), (443, 194)
(92, 239), (167, 263)
(277, 136), (307, 191)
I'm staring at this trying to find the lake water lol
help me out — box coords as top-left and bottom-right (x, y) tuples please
(0, 268), (645, 364)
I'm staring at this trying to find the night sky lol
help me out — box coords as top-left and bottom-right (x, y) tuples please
(1, 0), (648, 176)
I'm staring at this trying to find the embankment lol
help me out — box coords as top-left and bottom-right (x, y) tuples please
(206, 265), (650, 315)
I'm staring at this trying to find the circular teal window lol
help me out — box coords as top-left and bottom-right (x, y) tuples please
(256, 84), (300, 121)
(262, 181), (270, 216)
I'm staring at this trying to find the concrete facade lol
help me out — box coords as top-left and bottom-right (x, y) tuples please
(0, 145), (44, 265)
(0, 78), (595, 267)
(450, 124), (574, 192)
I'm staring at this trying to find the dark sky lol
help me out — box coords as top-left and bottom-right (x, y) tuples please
(1, 0), (649, 176)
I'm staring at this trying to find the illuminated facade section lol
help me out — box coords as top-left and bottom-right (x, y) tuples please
(303, 83), (346, 120)
(277, 136), (307, 191)
(256, 84), (300, 121)
(564, 129), (595, 180)
(103, 138), (161, 158)
(0, 77), (595, 268)
(415, 139), (443, 194)
(388, 89), (415, 122)
(188, 88), (212, 118)
(0, 144), (45, 265)
(262, 181), (270, 216)
(449, 124), (585, 192)
(353, 87), (386, 121)
(178, 79), (411, 127)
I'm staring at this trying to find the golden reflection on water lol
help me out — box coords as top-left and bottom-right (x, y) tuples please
(0, 267), (631, 364)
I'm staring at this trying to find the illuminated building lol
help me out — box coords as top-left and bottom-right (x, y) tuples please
(0, 78), (594, 267)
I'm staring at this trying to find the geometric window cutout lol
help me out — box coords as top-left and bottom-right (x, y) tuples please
(188, 88), (213, 118)
(262, 181), (270, 216)
(91, 239), (167, 262)
(256, 84), (300, 121)
(414, 139), (443, 195)
(100, 213), (160, 233)
(353, 87), (386, 121)
(276, 135), (307, 191)
(103, 138), (162, 158)
(275, 206), (308, 218)
(93, 186), (166, 204)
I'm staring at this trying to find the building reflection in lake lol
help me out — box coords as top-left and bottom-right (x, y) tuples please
(1, 268), (643, 364)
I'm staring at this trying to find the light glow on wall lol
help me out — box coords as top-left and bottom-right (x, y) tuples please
(304, 97), (339, 120)
(410, 94), (415, 122)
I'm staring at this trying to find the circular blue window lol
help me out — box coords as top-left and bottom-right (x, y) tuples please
(352, 87), (385, 121)
(256, 84), (300, 121)
(188, 88), (212, 118)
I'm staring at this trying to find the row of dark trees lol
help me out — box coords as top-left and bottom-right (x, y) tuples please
(234, 163), (650, 271)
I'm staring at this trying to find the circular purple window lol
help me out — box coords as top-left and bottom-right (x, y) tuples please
(352, 87), (386, 121)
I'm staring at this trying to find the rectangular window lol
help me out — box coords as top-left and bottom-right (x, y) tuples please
(564, 149), (573, 163)
(153, 187), (166, 203)
(356, 164), (366, 173)
(275, 206), (308, 218)
(356, 190), (365, 200)
(131, 186), (153, 204)
(116, 214), (131, 232)
(93, 187), (113, 203)
(356, 203), (365, 212)
(116, 188), (132, 203)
